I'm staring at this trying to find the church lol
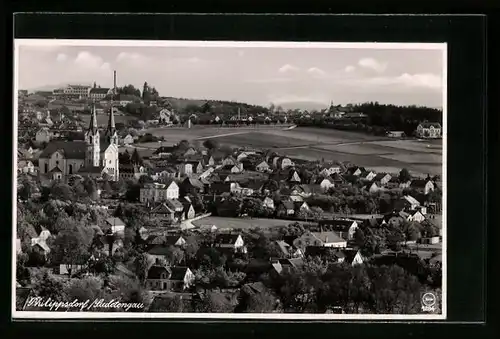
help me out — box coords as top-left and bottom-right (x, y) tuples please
(38, 103), (120, 181)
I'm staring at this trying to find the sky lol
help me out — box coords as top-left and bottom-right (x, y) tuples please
(16, 42), (445, 109)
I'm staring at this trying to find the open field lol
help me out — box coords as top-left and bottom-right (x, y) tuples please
(192, 216), (296, 229)
(139, 126), (443, 176)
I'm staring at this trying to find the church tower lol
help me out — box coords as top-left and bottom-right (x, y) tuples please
(105, 106), (118, 145)
(85, 102), (101, 167)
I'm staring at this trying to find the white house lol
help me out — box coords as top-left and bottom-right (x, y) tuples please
(316, 177), (335, 192)
(408, 210), (426, 222)
(36, 128), (51, 143)
(416, 122), (441, 139)
(105, 217), (126, 234)
(140, 181), (179, 203)
(122, 134), (134, 145)
(262, 196), (275, 210)
(293, 231), (347, 249)
(215, 234), (247, 253)
(18, 160), (36, 174)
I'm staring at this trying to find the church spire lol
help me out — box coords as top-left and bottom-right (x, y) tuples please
(106, 105), (116, 136)
(88, 101), (98, 134)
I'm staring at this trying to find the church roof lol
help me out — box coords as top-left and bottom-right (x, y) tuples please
(39, 141), (87, 159)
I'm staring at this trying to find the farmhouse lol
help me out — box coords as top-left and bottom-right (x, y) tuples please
(416, 122), (441, 139)
(140, 181), (180, 203)
(146, 265), (195, 291)
(318, 219), (359, 240)
(293, 231), (347, 249)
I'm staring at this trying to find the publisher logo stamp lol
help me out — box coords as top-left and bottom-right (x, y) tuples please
(421, 292), (437, 312)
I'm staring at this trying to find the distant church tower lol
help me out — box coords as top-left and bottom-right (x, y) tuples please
(85, 102), (101, 167)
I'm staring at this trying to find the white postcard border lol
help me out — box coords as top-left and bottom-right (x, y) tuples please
(12, 39), (447, 321)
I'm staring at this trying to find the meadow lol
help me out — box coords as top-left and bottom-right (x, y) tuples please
(192, 216), (296, 230)
(136, 126), (443, 176)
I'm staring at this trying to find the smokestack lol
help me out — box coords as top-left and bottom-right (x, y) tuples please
(113, 70), (117, 92)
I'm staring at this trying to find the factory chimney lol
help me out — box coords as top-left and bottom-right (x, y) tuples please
(113, 70), (117, 94)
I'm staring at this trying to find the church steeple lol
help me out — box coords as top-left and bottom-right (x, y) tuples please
(87, 102), (98, 135)
(85, 102), (100, 167)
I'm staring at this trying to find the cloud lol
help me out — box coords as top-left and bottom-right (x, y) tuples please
(74, 51), (109, 70)
(278, 64), (300, 73)
(365, 73), (442, 90)
(116, 52), (146, 63)
(358, 58), (387, 73)
(307, 67), (327, 78)
(245, 77), (293, 84)
(56, 53), (67, 62)
(237, 50), (245, 57)
(345, 65), (356, 73)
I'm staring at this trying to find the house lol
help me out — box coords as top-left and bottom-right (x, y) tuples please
(140, 181), (179, 203)
(31, 241), (51, 258)
(318, 219), (359, 240)
(315, 177), (335, 192)
(149, 203), (175, 221)
(122, 134), (134, 145)
(275, 240), (304, 259)
(365, 181), (382, 194)
(177, 162), (194, 176)
(348, 166), (366, 176)
(119, 164), (148, 180)
(236, 151), (257, 162)
(221, 164), (243, 174)
(180, 177), (205, 196)
(199, 224), (218, 232)
(293, 201), (310, 214)
(35, 128), (51, 143)
(104, 217), (126, 234)
(416, 122), (442, 139)
(319, 165), (342, 177)
(165, 199), (185, 214)
(410, 179), (435, 195)
(222, 156), (238, 167)
(341, 249), (365, 266)
(293, 231), (347, 249)
(255, 161), (270, 172)
(271, 258), (305, 275)
(277, 201), (295, 216)
(181, 198), (196, 219)
(89, 87), (112, 100)
(330, 172), (349, 186)
(203, 155), (215, 167)
(419, 236), (440, 245)
(359, 171), (377, 181)
(374, 173), (392, 186)
(18, 160), (36, 174)
(262, 196), (275, 210)
(287, 170), (302, 184)
(276, 157), (294, 170)
(146, 265), (195, 291)
(402, 195), (423, 211)
(408, 210), (426, 222)
(387, 131), (405, 138)
(199, 167), (215, 179)
(214, 234), (246, 253)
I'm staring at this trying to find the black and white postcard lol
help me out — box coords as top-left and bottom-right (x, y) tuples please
(13, 40), (446, 320)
